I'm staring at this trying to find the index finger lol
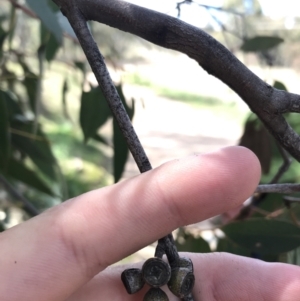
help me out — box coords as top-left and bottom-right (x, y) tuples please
(0, 146), (260, 301)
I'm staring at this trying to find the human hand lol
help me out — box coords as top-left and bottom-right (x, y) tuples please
(1, 146), (299, 301)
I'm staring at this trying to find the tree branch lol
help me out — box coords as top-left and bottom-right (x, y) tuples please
(52, 0), (300, 162)
(256, 184), (300, 194)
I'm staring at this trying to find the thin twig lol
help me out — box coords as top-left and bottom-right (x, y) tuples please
(256, 184), (300, 194)
(7, 0), (38, 19)
(270, 145), (292, 184)
(66, 8), (152, 173)
(0, 174), (39, 216)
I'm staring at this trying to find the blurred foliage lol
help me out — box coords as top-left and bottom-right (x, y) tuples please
(0, 0), (136, 220)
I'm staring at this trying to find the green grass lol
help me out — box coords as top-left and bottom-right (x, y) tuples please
(124, 72), (222, 105)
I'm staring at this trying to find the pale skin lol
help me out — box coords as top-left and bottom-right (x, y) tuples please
(0, 146), (300, 301)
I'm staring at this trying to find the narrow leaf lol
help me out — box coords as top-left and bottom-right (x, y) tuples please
(0, 94), (10, 166)
(40, 24), (60, 62)
(1, 158), (55, 196)
(25, 0), (63, 44)
(0, 89), (23, 118)
(62, 78), (70, 120)
(241, 36), (284, 52)
(92, 133), (109, 146)
(0, 25), (7, 59)
(222, 219), (300, 254)
(80, 86), (111, 142)
(19, 60), (38, 112)
(11, 123), (58, 182)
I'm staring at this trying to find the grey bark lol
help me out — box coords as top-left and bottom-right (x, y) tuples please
(53, 0), (300, 161)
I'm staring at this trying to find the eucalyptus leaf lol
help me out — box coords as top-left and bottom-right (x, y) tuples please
(40, 24), (60, 62)
(19, 60), (38, 112)
(273, 80), (287, 91)
(216, 237), (252, 257)
(25, 0), (63, 44)
(62, 78), (70, 120)
(1, 158), (55, 196)
(0, 25), (7, 59)
(239, 114), (272, 174)
(80, 86), (111, 142)
(0, 89), (23, 119)
(11, 123), (58, 182)
(92, 133), (109, 146)
(176, 234), (211, 253)
(241, 36), (284, 52)
(0, 94), (10, 167)
(222, 219), (300, 254)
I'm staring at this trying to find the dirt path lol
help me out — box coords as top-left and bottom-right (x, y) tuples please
(122, 85), (243, 179)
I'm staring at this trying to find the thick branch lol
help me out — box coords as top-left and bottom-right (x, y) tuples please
(53, 0), (300, 161)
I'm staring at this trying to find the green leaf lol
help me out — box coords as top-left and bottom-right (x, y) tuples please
(11, 123), (58, 182)
(241, 36), (284, 52)
(273, 80), (287, 91)
(239, 114), (272, 174)
(19, 60), (38, 112)
(222, 219), (300, 254)
(1, 158), (55, 196)
(47, 0), (60, 12)
(176, 234), (211, 253)
(113, 85), (135, 182)
(0, 89), (23, 119)
(62, 78), (70, 119)
(216, 237), (252, 257)
(40, 24), (60, 62)
(92, 133), (109, 146)
(0, 222), (4, 232)
(80, 86), (111, 142)
(0, 25), (8, 59)
(0, 94), (10, 167)
(74, 61), (86, 75)
(25, 0), (63, 44)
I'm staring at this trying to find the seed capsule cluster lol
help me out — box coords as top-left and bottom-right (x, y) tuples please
(121, 235), (195, 300)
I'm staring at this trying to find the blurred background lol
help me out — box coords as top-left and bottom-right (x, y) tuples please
(1, 0), (300, 265)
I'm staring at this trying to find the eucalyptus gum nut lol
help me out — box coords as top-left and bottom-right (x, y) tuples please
(143, 288), (169, 301)
(121, 268), (145, 294)
(170, 257), (193, 272)
(142, 257), (171, 288)
(168, 267), (195, 298)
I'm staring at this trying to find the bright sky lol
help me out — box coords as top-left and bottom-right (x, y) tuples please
(126, 0), (300, 27)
